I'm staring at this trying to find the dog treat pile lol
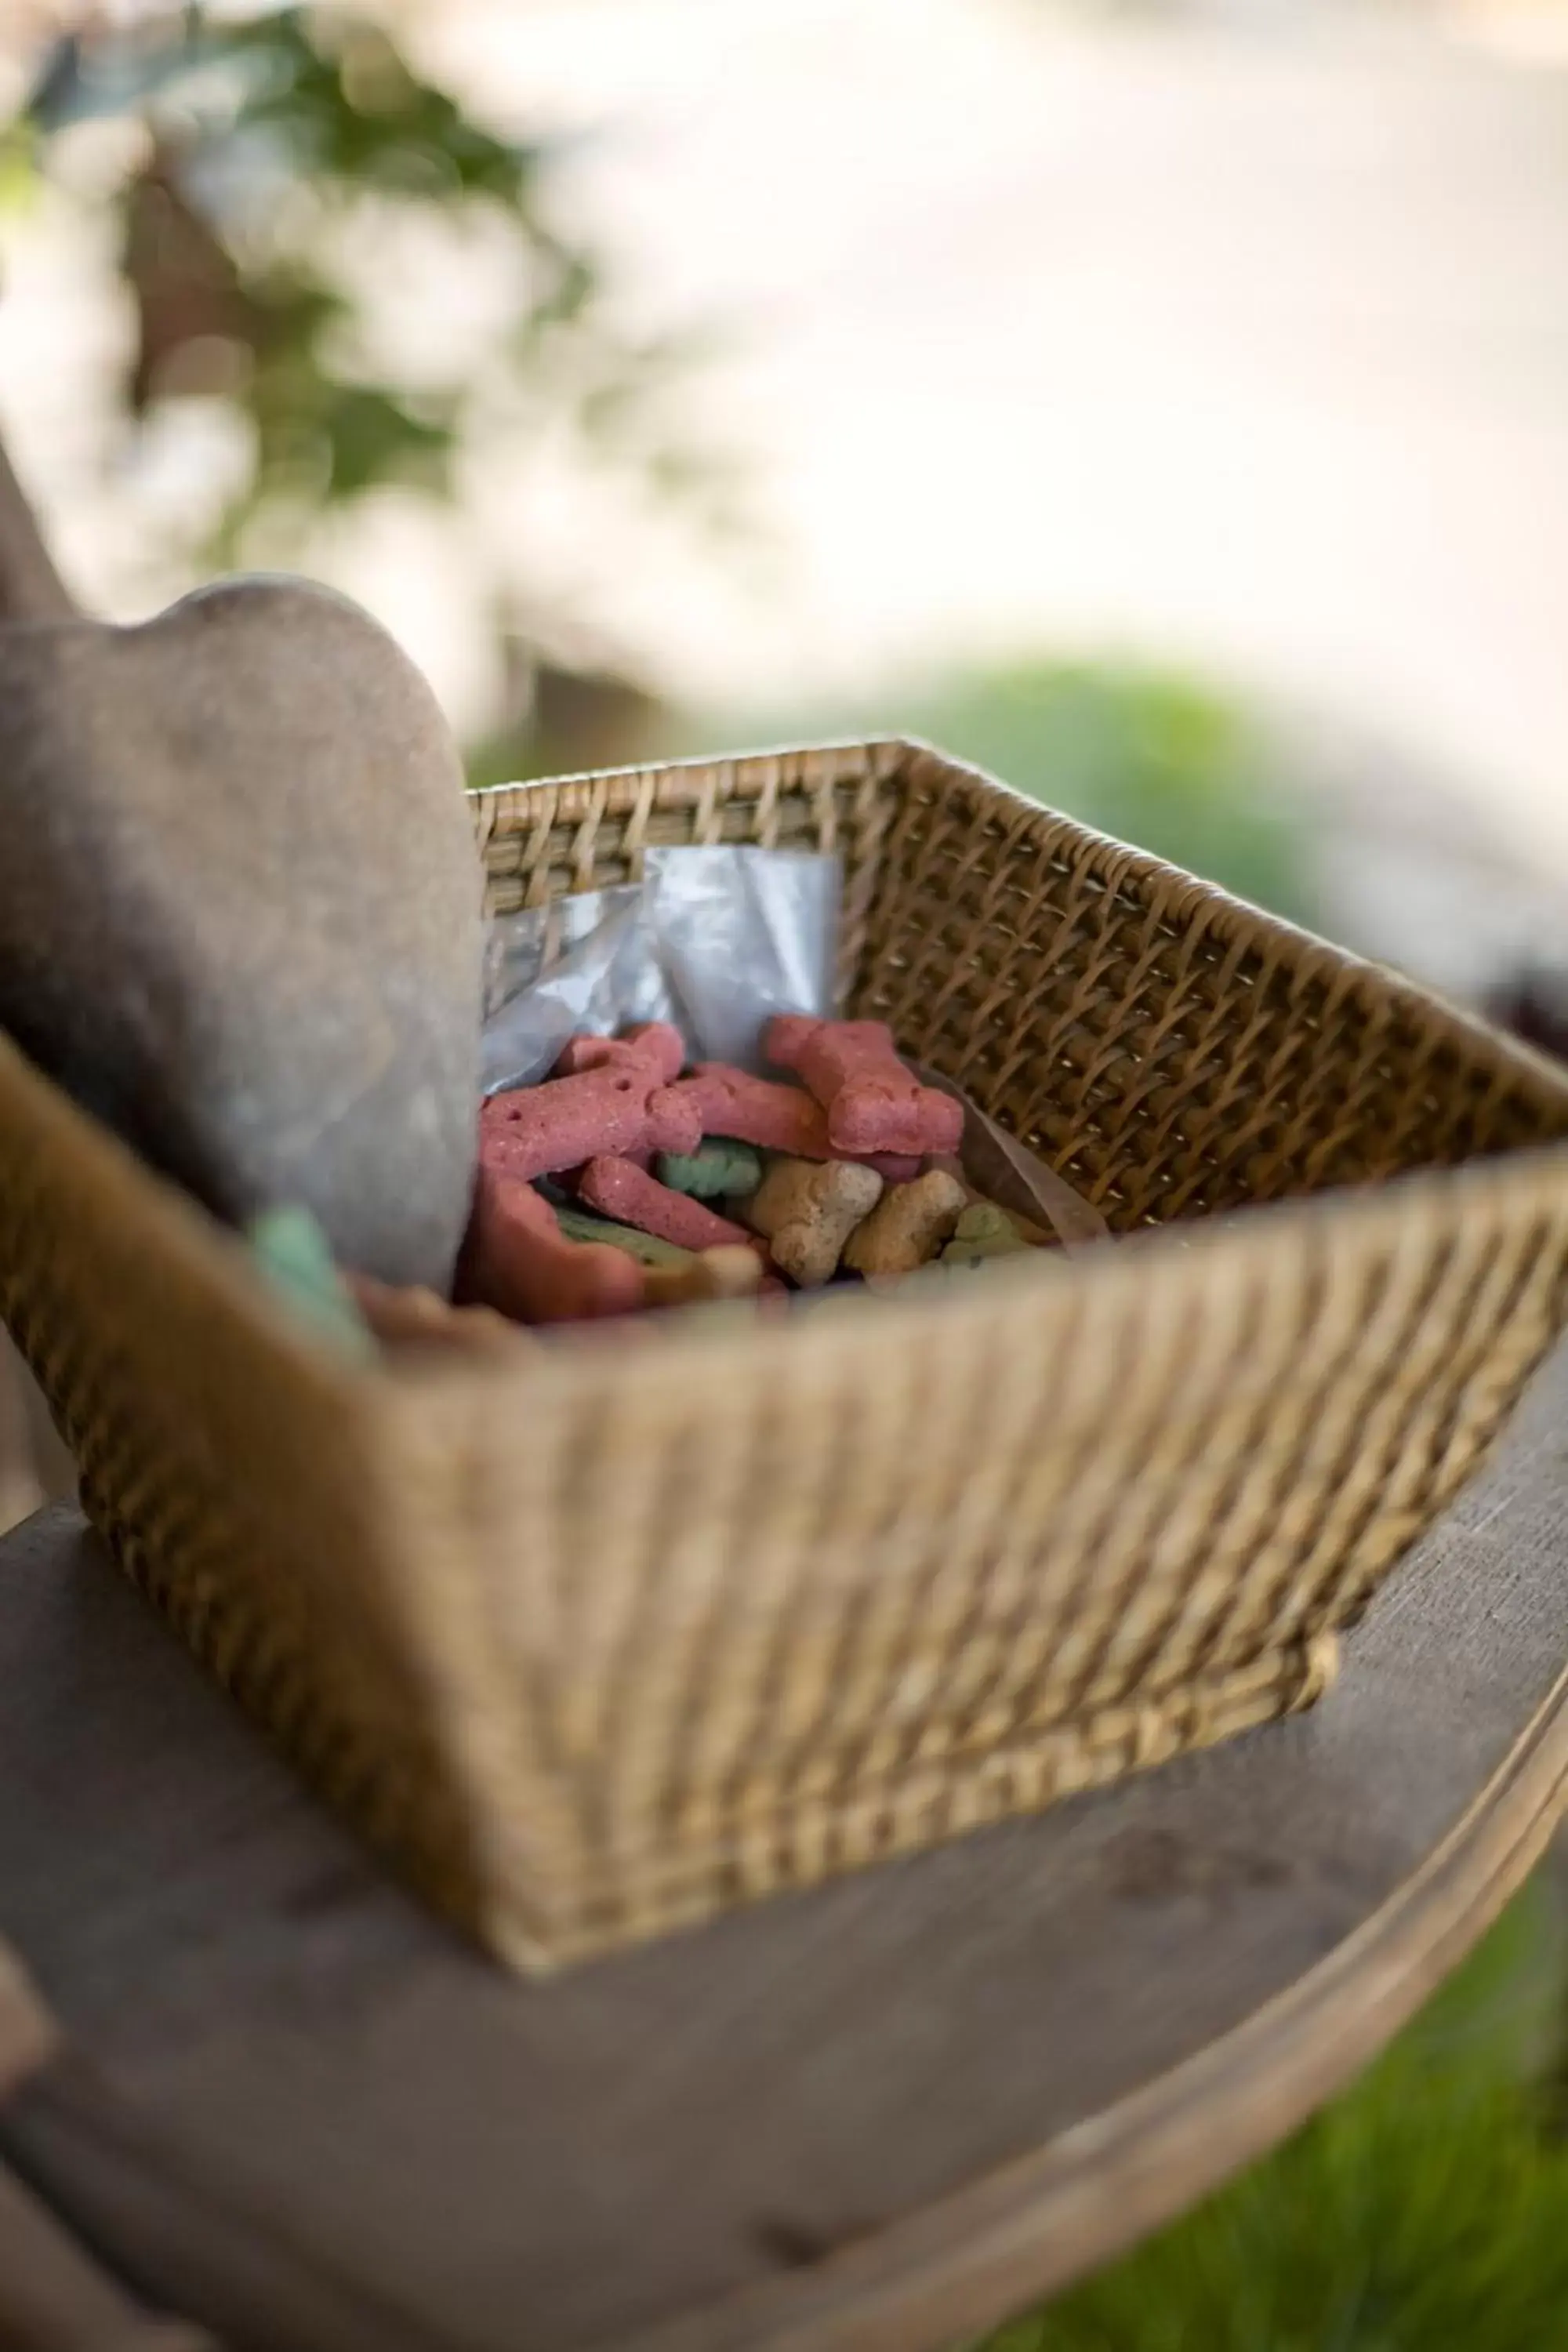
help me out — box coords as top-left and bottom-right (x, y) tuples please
(456, 1015), (1054, 1327)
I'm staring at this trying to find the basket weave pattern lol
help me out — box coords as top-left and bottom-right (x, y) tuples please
(4, 739), (1568, 1969)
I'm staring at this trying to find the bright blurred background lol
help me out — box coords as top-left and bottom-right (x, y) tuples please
(5, 4), (1568, 2339)
(5, 0), (1568, 1004)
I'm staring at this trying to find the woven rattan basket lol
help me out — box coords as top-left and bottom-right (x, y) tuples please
(5, 738), (1568, 1971)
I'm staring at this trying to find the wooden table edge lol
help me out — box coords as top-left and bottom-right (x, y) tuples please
(619, 1652), (1568, 2352)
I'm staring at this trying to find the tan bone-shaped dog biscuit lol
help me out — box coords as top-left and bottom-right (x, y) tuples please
(843, 1168), (968, 1279)
(643, 1246), (766, 1309)
(746, 1157), (884, 1287)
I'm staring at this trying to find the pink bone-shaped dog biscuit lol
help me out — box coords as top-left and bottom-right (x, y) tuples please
(481, 1023), (700, 1183)
(578, 1156), (757, 1254)
(858, 1150), (925, 1185)
(655, 1065), (921, 1184)
(457, 1165), (645, 1324)
(658, 1063), (828, 1158)
(553, 1023), (686, 1081)
(552, 1026), (683, 1163)
(764, 1016), (963, 1157)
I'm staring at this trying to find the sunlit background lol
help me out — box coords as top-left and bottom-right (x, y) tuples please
(3, 0), (1568, 1014)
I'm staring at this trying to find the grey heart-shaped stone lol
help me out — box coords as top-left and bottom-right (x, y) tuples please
(0, 445), (482, 1291)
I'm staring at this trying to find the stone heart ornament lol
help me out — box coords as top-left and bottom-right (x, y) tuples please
(0, 437), (483, 1292)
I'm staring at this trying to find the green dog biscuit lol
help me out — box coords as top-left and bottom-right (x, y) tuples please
(657, 1139), (764, 1200)
(248, 1205), (376, 1362)
(940, 1200), (1030, 1269)
(554, 1203), (693, 1268)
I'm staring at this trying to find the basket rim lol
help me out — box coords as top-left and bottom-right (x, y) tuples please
(8, 735), (1567, 1417)
(381, 1131), (1568, 1421)
(470, 734), (1568, 1118)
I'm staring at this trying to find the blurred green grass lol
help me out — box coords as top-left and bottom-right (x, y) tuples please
(674, 658), (1313, 927)
(977, 1876), (1568, 2352)
(899, 662), (1310, 927)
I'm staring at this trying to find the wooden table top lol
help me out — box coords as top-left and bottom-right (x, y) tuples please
(3, 1339), (1568, 2352)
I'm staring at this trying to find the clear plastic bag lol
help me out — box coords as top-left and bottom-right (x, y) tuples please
(644, 846), (839, 1073)
(482, 848), (838, 1094)
(482, 886), (672, 1096)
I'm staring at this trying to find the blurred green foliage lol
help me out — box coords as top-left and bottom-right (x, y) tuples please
(905, 661), (1311, 923)
(5, 2), (735, 768)
(685, 659), (1312, 918)
(980, 1880), (1568, 2352)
